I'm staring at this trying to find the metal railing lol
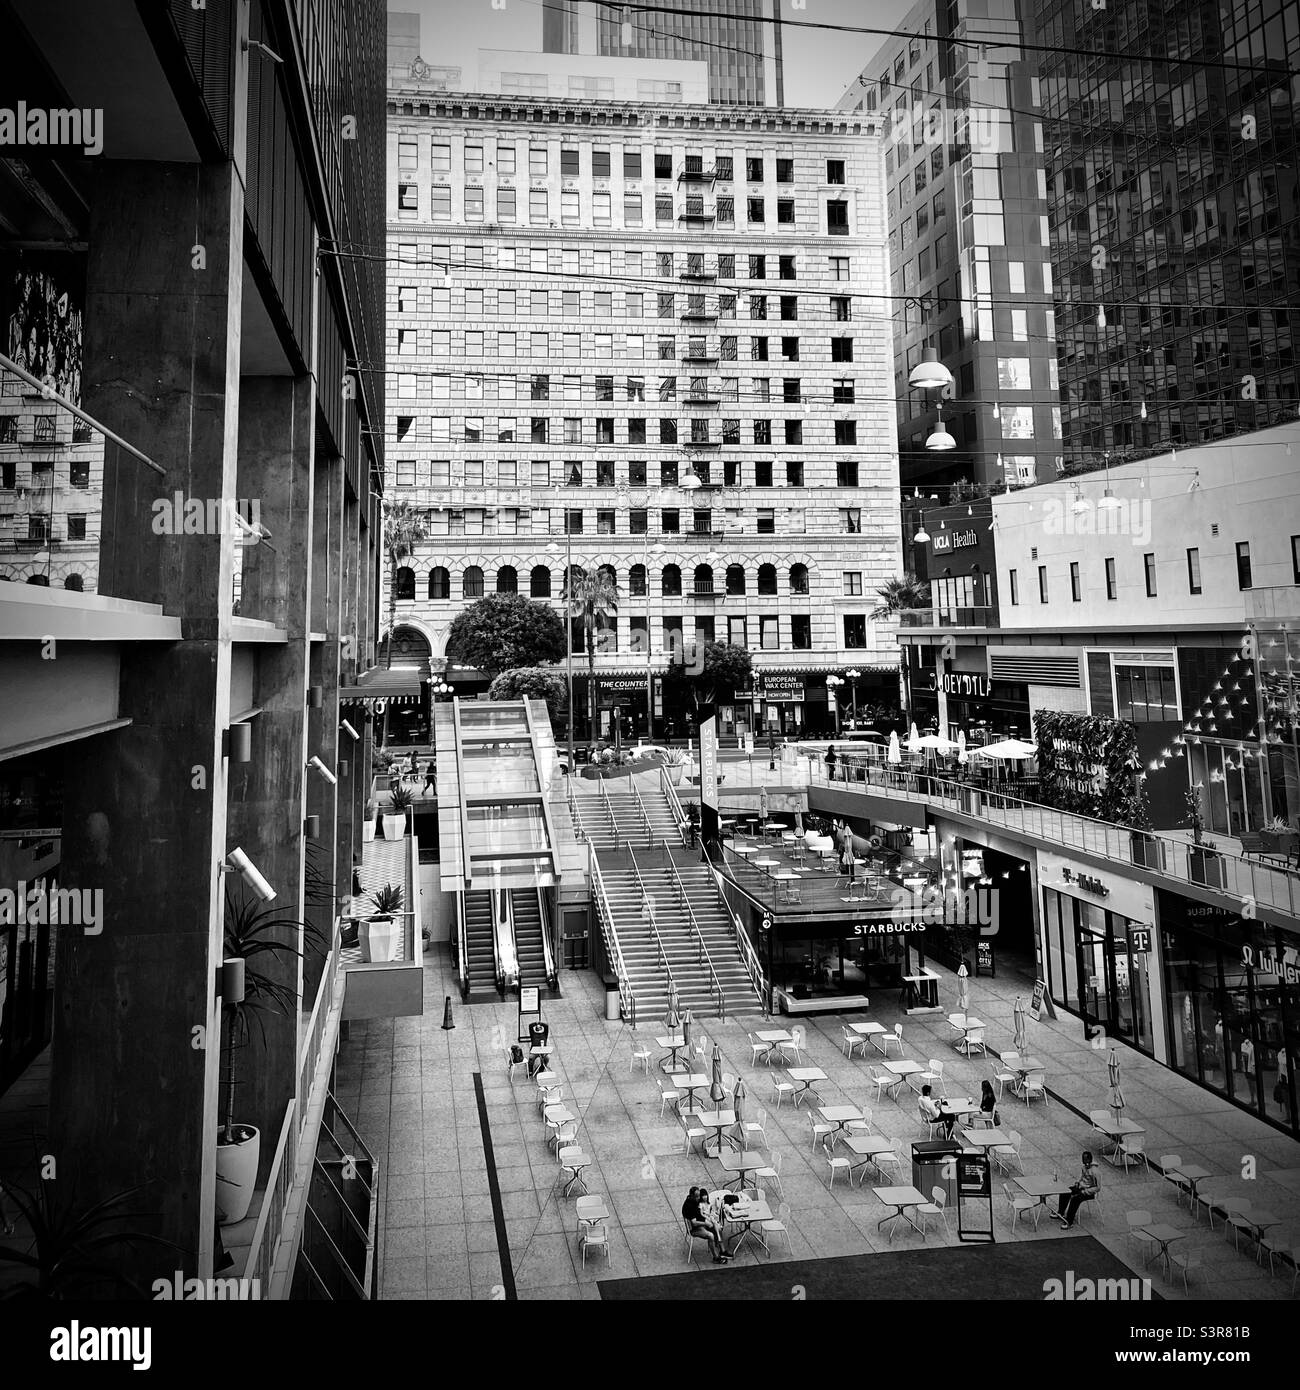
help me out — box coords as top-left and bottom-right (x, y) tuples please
(626, 845), (676, 995)
(585, 833), (636, 1026)
(696, 851), (768, 1014)
(598, 776), (619, 849)
(897, 604), (997, 628)
(657, 847), (726, 1020)
(241, 1098), (297, 1292)
(801, 751), (1300, 916)
(536, 888), (559, 991)
(659, 763), (690, 844)
(298, 917), (342, 1118)
(629, 776), (654, 848)
(454, 890), (470, 1000)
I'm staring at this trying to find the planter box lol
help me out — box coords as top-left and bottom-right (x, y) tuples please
(361, 915), (400, 963)
(215, 1124), (260, 1225)
(382, 813), (406, 840)
(1129, 831), (1166, 871)
(362, 818), (376, 843)
(1189, 847), (1224, 888)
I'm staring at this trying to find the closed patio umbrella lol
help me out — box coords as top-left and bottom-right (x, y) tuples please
(1013, 997), (1028, 1052)
(956, 961), (970, 1013)
(1108, 1047), (1125, 1121)
(957, 729), (968, 765)
(682, 1008), (693, 1052)
(710, 1043), (727, 1107)
(732, 1075), (746, 1130)
(666, 978), (680, 1031)
(794, 810), (804, 835)
(909, 722), (920, 743)
(887, 730), (901, 766)
(759, 786), (769, 822)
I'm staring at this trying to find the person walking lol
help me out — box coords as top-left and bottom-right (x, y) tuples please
(422, 758), (436, 796)
(1051, 1151), (1100, 1228)
(768, 729), (777, 772)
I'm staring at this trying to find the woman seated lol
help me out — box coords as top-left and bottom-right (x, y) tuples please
(681, 1186), (731, 1262)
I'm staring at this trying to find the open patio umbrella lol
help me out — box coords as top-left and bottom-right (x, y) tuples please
(967, 737), (1038, 761)
(1013, 997), (1028, 1052)
(956, 961), (970, 1013)
(907, 733), (960, 753)
(1108, 1047), (1126, 1122)
(887, 730), (901, 766)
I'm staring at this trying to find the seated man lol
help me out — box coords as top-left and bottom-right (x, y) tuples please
(917, 1084), (957, 1140)
(682, 1186), (730, 1263)
(1051, 1151), (1099, 1228)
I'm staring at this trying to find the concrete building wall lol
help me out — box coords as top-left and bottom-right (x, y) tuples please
(477, 49), (710, 105)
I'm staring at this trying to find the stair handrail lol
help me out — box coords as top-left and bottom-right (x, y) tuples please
(584, 833), (637, 1027)
(536, 888), (559, 991)
(599, 774), (619, 850)
(626, 846), (675, 991)
(569, 786), (586, 841)
(492, 885), (510, 996)
(454, 890), (470, 1001)
(701, 855), (769, 1015)
(659, 851), (726, 1022)
(629, 774), (654, 849)
(659, 763), (690, 844)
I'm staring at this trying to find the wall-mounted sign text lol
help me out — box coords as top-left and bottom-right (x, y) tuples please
(932, 529), (979, 553)
(1061, 866), (1109, 897)
(927, 671), (991, 699)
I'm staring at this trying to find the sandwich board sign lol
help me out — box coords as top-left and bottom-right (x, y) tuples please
(518, 985), (541, 1040)
(956, 1152), (995, 1243)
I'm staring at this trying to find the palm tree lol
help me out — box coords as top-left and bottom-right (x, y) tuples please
(382, 500), (428, 669)
(871, 573), (931, 726)
(870, 572), (931, 621)
(564, 567), (619, 736)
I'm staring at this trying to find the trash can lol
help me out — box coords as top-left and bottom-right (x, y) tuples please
(912, 1140), (962, 1208)
(605, 985), (621, 1021)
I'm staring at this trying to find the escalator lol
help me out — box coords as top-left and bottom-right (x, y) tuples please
(510, 889), (554, 994)
(462, 890), (500, 1001)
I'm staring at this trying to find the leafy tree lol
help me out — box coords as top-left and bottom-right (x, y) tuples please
(564, 568), (619, 729)
(445, 594), (566, 677)
(489, 667), (567, 721)
(381, 500), (428, 669)
(870, 572), (931, 621)
(664, 640), (752, 715)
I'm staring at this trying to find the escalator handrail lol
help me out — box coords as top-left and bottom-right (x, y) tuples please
(536, 888), (559, 990)
(455, 890), (470, 1001)
(492, 885), (510, 996)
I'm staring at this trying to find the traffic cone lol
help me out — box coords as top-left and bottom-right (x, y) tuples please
(441, 995), (455, 1030)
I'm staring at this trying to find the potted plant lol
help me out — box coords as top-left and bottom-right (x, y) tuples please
(0, 1179), (179, 1298)
(218, 887), (316, 1225)
(1185, 784), (1224, 887)
(383, 784), (413, 841)
(1262, 815), (1299, 864)
(361, 798), (377, 843)
(362, 883), (404, 964)
(664, 748), (689, 786)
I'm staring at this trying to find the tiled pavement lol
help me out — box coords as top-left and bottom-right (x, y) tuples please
(335, 948), (1300, 1300)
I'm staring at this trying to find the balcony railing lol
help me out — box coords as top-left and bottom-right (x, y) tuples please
(898, 605), (998, 628)
(685, 393), (721, 405)
(678, 208), (717, 223)
(1247, 587), (1300, 623)
(798, 750), (1300, 917)
(678, 165), (718, 182)
(679, 269), (717, 281)
(682, 353), (719, 365)
(680, 311), (718, 322)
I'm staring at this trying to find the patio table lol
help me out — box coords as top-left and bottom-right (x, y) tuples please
(874, 1184), (928, 1239)
(773, 871), (802, 903)
(843, 1135), (896, 1182)
(786, 1066), (828, 1106)
(817, 1104), (865, 1137)
(850, 1021), (887, 1038)
(960, 1127), (1013, 1150)
(674, 1072), (710, 1107)
(719, 1193), (774, 1256)
(755, 1029), (795, 1065)
(1087, 1109), (1146, 1155)
(1013, 1174), (1074, 1211)
(753, 857), (780, 876)
(694, 1108), (739, 1156)
(883, 1059), (925, 1080)
(558, 1147), (591, 1197)
(656, 1034), (687, 1072)
(718, 1150), (768, 1191)
(1137, 1222), (1186, 1272)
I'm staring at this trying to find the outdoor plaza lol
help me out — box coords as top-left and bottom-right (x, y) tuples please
(338, 947), (1300, 1300)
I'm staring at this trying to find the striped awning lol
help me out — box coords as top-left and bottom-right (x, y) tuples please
(340, 666), (424, 704)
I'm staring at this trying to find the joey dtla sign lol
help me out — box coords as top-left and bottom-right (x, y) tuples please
(927, 671), (991, 699)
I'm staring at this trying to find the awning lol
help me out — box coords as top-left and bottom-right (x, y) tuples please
(340, 666), (424, 704)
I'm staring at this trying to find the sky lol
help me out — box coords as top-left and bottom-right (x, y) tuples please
(390, 0), (916, 110)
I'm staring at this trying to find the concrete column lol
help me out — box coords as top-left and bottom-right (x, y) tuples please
(52, 159), (245, 1280)
(225, 375), (315, 1183)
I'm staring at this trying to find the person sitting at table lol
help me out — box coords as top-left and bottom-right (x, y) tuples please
(1051, 1151), (1100, 1228)
(682, 1186), (731, 1262)
(978, 1079), (998, 1127)
(918, 1084), (957, 1139)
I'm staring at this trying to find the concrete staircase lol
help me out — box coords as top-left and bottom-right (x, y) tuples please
(581, 781), (683, 852)
(596, 846), (760, 1020)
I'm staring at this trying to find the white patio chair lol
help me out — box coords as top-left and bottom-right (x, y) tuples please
(1158, 1155), (1192, 1208)
(822, 1140), (853, 1188)
(681, 1110), (707, 1155)
(575, 1195), (605, 1234)
(1003, 1182), (1040, 1233)
(1020, 1073), (1047, 1106)
(963, 1027), (986, 1057)
(869, 1145), (901, 1182)
(1209, 1197), (1250, 1233)
(1169, 1248), (1201, 1293)
(870, 1065), (903, 1102)
(505, 1047), (523, 1081)
(809, 1111), (836, 1150)
(755, 1149), (784, 1197)
(841, 1025), (866, 1059)
(683, 1217), (713, 1266)
(747, 1032), (768, 1067)
(917, 1186), (951, 1237)
(992, 1130), (1024, 1175)
(916, 1058), (947, 1095)
(656, 1075), (682, 1117)
(580, 1223), (609, 1267)
(550, 1119), (579, 1154)
(771, 1073), (795, 1108)
(1115, 1133), (1147, 1176)
(630, 1039), (653, 1073)
(845, 1106), (876, 1138)
(989, 1057), (1017, 1101)
(742, 1106), (768, 1148)
(879, 1023), (904, 1057)
(761, 1200), (792, 1255)
(1125, 1210), (1161, 1266)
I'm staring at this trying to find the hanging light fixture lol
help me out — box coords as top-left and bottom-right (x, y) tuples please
(621, 5), (634, 45)
(1098, 452), (1122, 509)
(908, 346), (954, 391)
(926, 401), (956, 451)
(914, 514), (931, 543)
(1139, 400), (1148, 420)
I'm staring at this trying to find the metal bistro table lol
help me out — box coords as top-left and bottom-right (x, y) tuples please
(719, 1193), (774, 1256)
(657, 1034), (688, 1073)
(874, 1184), (928, 1240)
(1013, 1173), (1074, 1214)
(674, 1072), (711, 1108)
(718, 1149), (768, 1191)
(755, 1029), (796, 1065)
(786, 1066), (828, 1107)
(694, 1108), (740, 1156)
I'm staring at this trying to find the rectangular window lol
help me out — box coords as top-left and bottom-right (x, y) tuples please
(529, 146), (547, 175)
(748, 197), (765, 223)
(1143, 553), (1157, 597)
(777, 199), (794, 224)
(747, 156), (763, 181)
(780, 296), (797, 321)
(749, 255), (766, 279)
(655, 152), (673, 178)
(1070, 562), (1082, 602)
(560, 190), (579, 224)
(1105, 558), (1117, 600)
(1291, 535), (1300, 584)
(561, 147), (579, 176)
(718, 254), (735, 278)
(831, 337), (854, 362)
(529, 190), (548, 223)
(843, 615), (867, 649)
(843, 572), (863, 596)
(1187, 547), (1202, 594)
(1038, 565), (1049, 603)
(828, 200), (849, 234)
(497, 187), (517, 221)
(1236, 541), (1252, 590)
(781, 337), (799, 361)
(751, 337), (769, 361)
(497, 417), (516, 442)
(592, 147), (611, 178)
(830, 256), (850, 281)
(624, 149), (642, 178)
(623, 192), (642, 225)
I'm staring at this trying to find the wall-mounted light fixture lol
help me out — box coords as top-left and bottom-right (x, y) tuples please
(219, 847), (276, 902)
(223, 723), (252, 763)
(307, 756), (337, 785)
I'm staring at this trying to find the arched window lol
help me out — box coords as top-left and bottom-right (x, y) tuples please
(726, 564), (746, 596)
(790, 563), (809, 595)
(597, 563), (618, 587)
(463, 565), (484, 598)
(530, 565), (552, 598)
(757, 563), (777, 595)
(661, 563), (682, 596)
(629, 563), (647, 597)
(428, 566), (450, 600)
(496, 564), (518, 594)
(693, 563), (714, 595)
(394, 566), (415, 601)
